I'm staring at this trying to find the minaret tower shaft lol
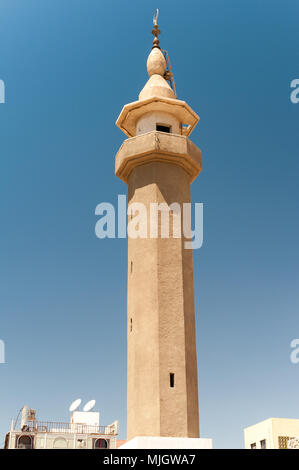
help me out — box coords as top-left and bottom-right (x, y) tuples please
(115, 18), (202, 440)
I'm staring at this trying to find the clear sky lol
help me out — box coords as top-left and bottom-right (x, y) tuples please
(0, 0), (298, 448)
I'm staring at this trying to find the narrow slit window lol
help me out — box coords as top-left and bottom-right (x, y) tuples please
(170, 373), (175, 388)
(130, 261), (133, 274)
(130, 318), (133, 332)
(156, 124), (171, 133)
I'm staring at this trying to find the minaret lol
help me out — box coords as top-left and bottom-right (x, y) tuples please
(115, 16), (202, 442)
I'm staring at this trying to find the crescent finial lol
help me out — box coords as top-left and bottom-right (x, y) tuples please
(153, 8), (159, 26)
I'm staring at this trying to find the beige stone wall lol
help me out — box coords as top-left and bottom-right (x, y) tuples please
(126, 161), (199, 440)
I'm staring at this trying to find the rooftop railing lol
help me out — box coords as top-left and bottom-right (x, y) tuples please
(24, 421), (117, 435)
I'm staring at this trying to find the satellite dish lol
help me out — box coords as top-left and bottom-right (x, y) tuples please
(69, 398), (82, 412)
(83, 400), (96, 412)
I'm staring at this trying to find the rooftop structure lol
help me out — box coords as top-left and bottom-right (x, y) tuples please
(244, 417), (299, 449)
(4, 405), (118, 449)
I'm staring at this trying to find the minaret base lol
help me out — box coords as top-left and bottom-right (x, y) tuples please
(119, 436), (213, 449)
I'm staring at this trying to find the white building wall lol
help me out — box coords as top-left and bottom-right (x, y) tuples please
(244, 418), (299, 449)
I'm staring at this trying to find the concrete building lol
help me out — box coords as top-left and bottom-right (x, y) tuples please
(4, 405), (118, 449)
(115, 13), (212, 449)
(244, 418), (299, 449)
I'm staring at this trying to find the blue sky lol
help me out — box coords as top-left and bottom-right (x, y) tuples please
(0, 0), (298, 448)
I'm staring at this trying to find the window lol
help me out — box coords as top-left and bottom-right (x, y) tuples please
(16, 435), (33, 449)
(250, 443), (256, 449)
(170, 373), (175, 388)
(156, 124), (171, 133)
(93, 438), (109, 449)
(260, 439), (266, 449)
(130, 318), (133, 332)
(278, 436), (290, 449)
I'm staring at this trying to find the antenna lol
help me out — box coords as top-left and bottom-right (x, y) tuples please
(83, 400), (96, 412)
(162, 49), (177, 98)
(69, 398), (82, 412)
(14, 407), (23, 430)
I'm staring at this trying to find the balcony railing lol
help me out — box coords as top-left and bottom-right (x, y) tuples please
(24, 420), (117, 435)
